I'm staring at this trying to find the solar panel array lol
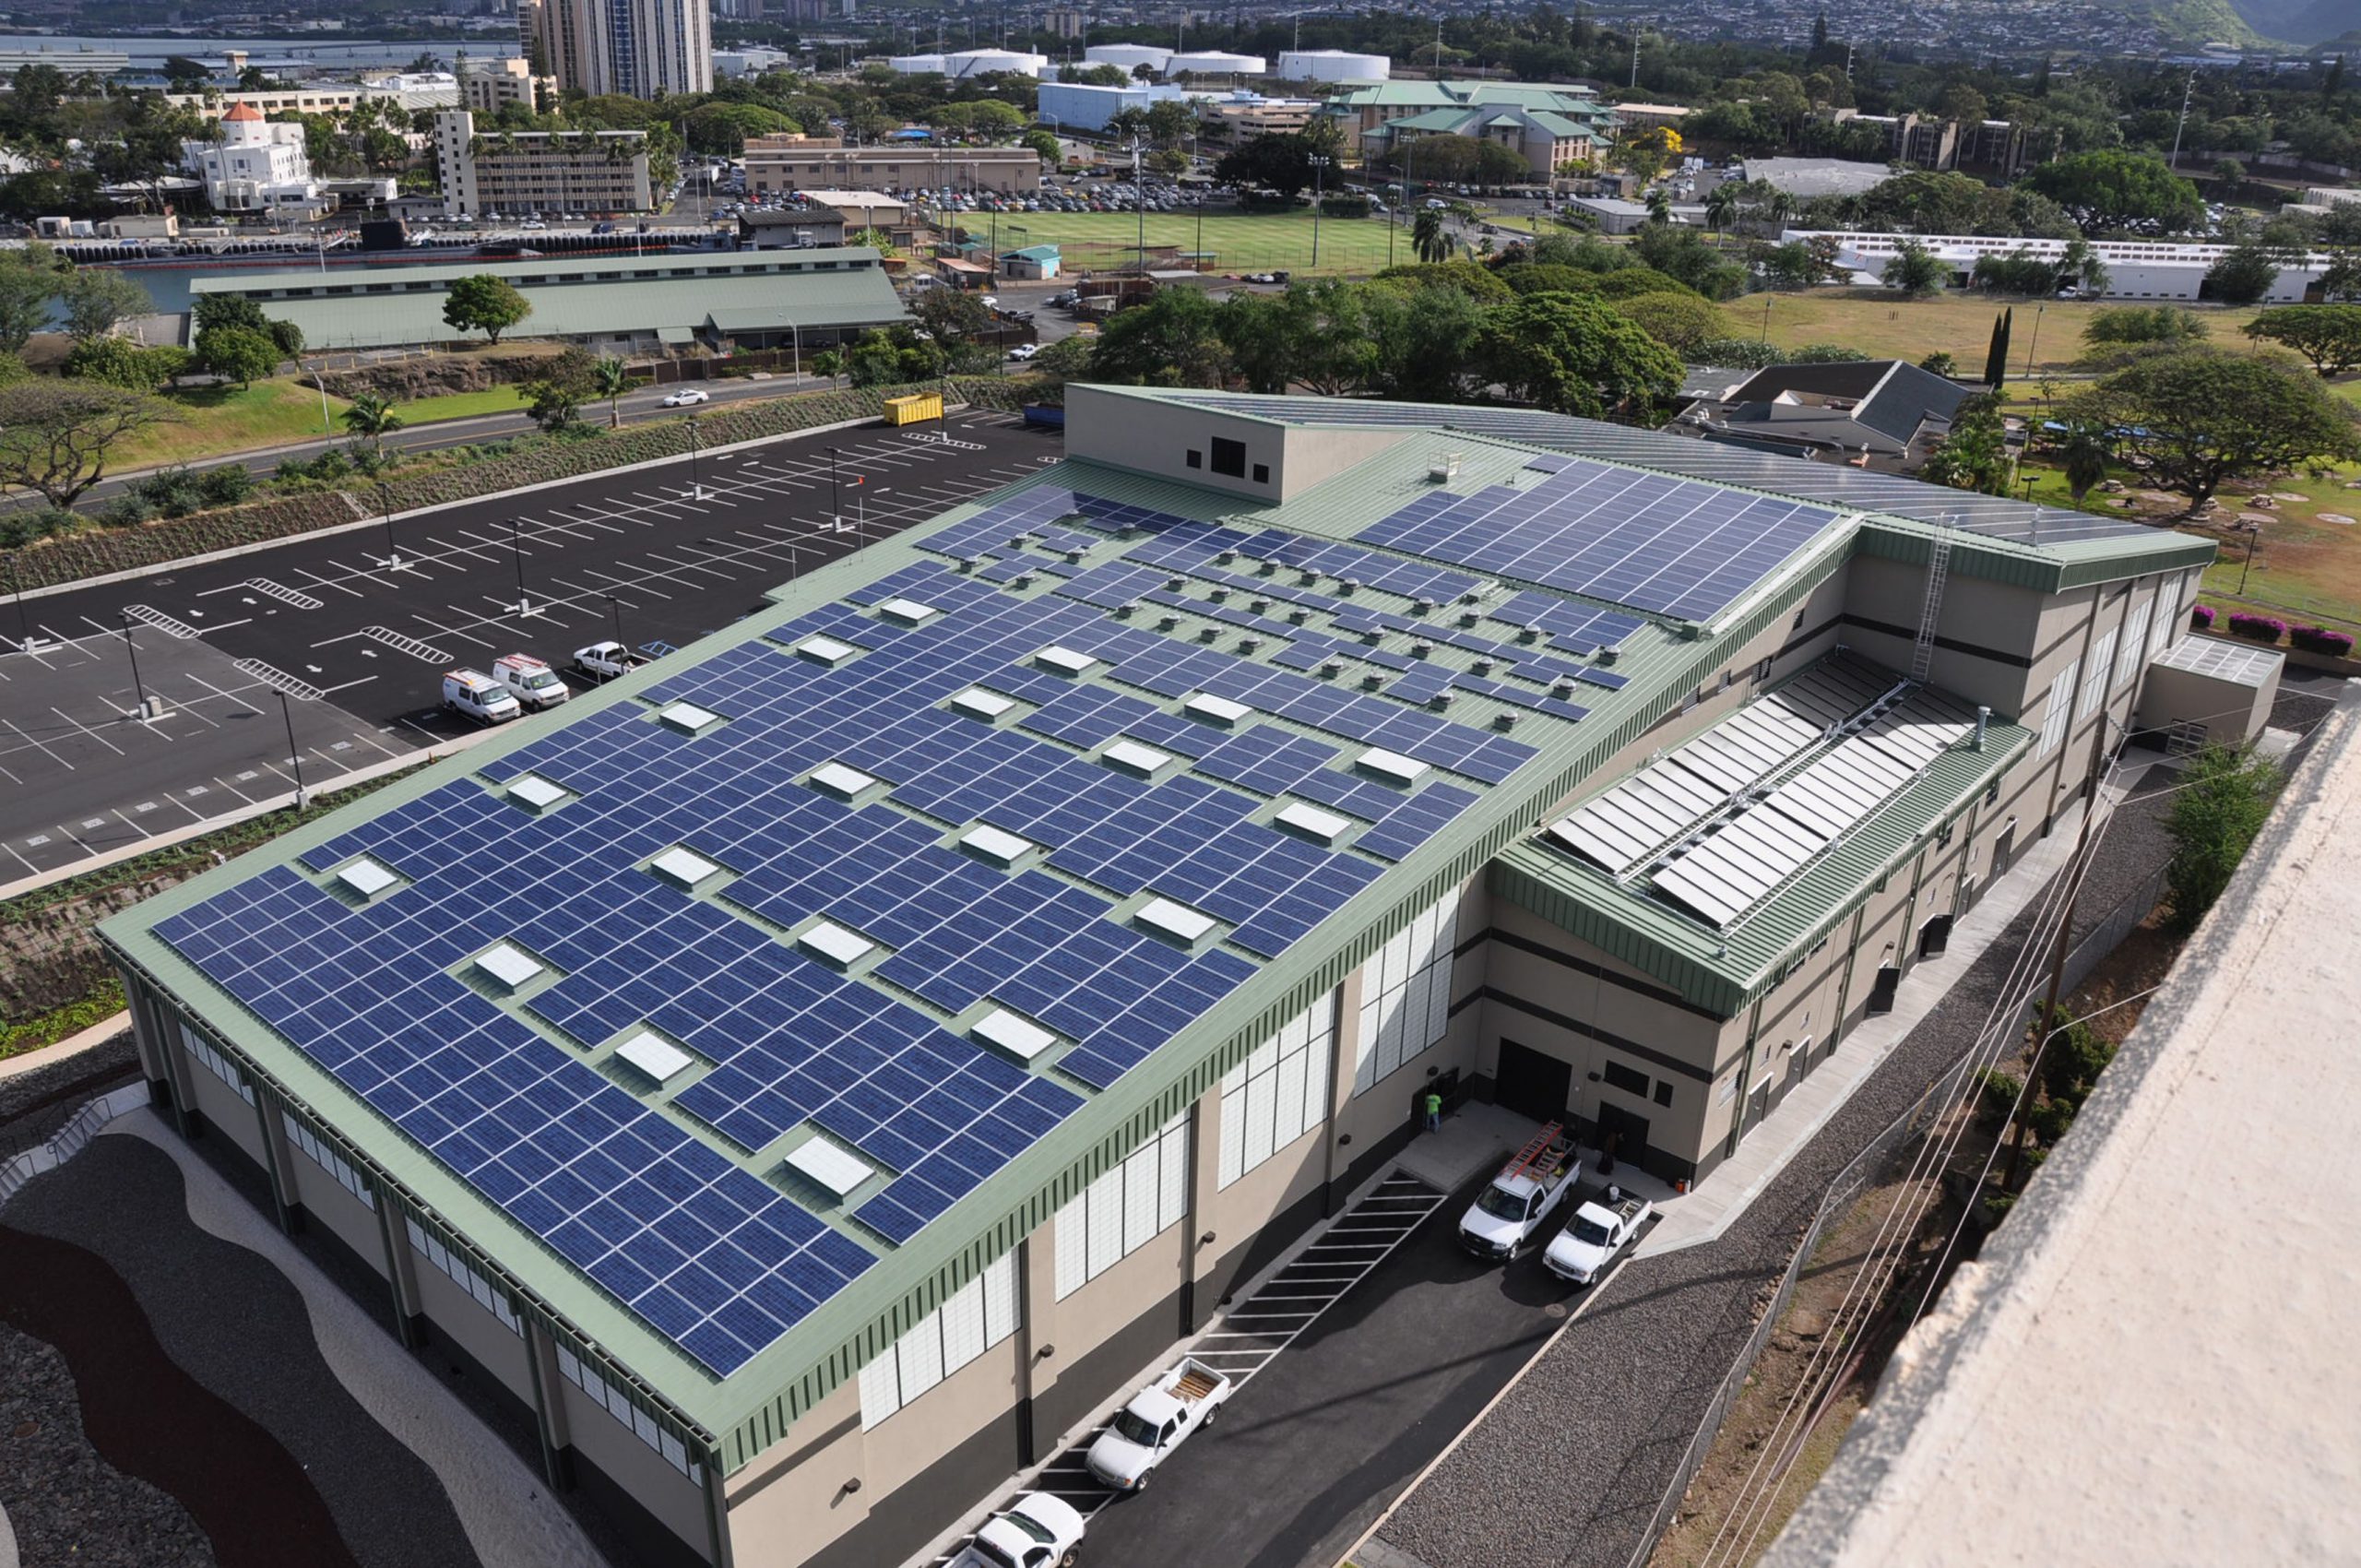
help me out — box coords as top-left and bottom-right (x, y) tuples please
(153, 478), (1643, 1381)
(1356, 458), (1840, 624)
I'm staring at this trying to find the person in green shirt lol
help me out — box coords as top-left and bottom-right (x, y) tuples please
(1422, 1090), (1442, 1133)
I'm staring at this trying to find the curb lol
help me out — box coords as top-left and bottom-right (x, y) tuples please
(0, 1022), (131, 1086)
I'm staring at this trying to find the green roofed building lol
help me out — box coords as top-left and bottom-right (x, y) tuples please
(1323, 77), (1619, 161)
(102, 386), (2211, 1568)
(184, 246), (909, 354)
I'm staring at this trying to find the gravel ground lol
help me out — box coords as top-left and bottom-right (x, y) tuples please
(0, 1322), (217, 1568)
(1372, 696), (2345, 1568)
(0, 1032), (139, 1162)
(7, 1135), (482, 1568)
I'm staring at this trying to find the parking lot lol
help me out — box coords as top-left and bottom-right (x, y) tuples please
(0, 412), (1056, 877)
(927, 1125), (1656, 1568)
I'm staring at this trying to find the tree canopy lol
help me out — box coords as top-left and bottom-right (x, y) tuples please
(2020, 150), (2204, 236)
(0, 382), (174, 506)
(443, 274), (533, 345)
(2245, 305), (2361, 375)
(2060, 348), (2361, 509)
(1474, 292), (1685, 419)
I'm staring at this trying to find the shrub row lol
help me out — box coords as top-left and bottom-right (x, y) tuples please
(0, 377), (1033, 593)
(2290, 624), (2355, 657)
(2189, 603), (2215, 630)
(2227, 611), (2288, 643)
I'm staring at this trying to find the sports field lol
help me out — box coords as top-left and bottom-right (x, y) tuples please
(955, 210), (1419, 277)
(1751, 290), (2265, 374)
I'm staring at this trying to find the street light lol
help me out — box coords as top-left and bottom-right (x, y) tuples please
(601, 591), (624, 646)
(7, 552), (42, 655)
(278, 689), (307, 811)
(686, 410), (706, 501)
(1309, 155), (1331, 268)
(2238, 519), (2263, 595)
(118, 610), (158, 720)
(828, 445), (844, 532)
(374, 480), (402, 571)
(507, 515), (536, 617)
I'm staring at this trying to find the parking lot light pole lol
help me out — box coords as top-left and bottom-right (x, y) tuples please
(828, 445), (844, 532)
(602, 592), (624, 647)
(279, 689), (307, 811)
(374, 480), (402, 571)
(118, 610), (156, 719)
(687, 412), (706, 501)
(508, 516), (536, 617)
(8, 553), (41, 654)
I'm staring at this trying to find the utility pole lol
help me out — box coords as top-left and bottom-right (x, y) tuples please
(2167, 68), (2197, 171)
(2023, 302), (2044, 378)
(1631, 28), (1641, 89)
(1309, 154), (1329, 267)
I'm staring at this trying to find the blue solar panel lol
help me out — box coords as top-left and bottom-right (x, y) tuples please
(1358, 462), (1839, 624)
(163, 476), (1640, 1380)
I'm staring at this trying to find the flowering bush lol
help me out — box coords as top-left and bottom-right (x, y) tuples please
(2189, 603), (2215, 629)
(0, 377), (1037, 592)
(2225, 612), (2287, 644)
(2289, 624), (2355, 658)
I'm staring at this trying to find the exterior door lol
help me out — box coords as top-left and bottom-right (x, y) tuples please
(1991, 826), (2016, 879)
(1493, 1040), (1573, 1125)
(1918, 916), (1953, 958)
(1596, 1102), (1651, 1173)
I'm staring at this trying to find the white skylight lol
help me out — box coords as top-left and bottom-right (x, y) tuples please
(959, 824), (1036, 867)
(475, 943), (544, 991)
(1355, 746), (1430, 786)
(658, 700), (723, 733)
(614, 1029), (694, 1084)
(1102, 739), (1172, 778)
(1035, 645), (1098, 676)
(1136, 897), (1216, 944)
(973, 1007), (1059, 1062)
(795, 634), (859, 666)
(337, 858), (399, 897)
(809, 761), (879, 800)
(952, 688), (1018, 720)
(1276, 802), (1354, 846)
(785, 1138), (874, 1197)
(508, 774), (569, 809)
(649, 846), (721, 888)
(1184, 692), (1252, 727)
(878, 598), (939, 626)
(799, 921), (876, 967)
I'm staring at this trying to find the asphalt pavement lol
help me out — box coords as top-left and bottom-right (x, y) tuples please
(0, 410), (1058, 878)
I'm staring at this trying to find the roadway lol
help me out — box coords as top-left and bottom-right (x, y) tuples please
(0, 410), (1058, 880)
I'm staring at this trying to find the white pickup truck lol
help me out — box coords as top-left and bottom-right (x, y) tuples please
(1085, 1356), (1233, 1493)
(572, 640), (649, 683)
(949, 1492), (1084, 1568)
(1458, 1123), (1581, 1262)
(1543, 1191), (1654, 1286)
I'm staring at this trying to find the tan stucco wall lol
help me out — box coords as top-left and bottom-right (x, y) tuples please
(281, 1133), (388, 1275)
(409, 1240), (535, 1406)
(724, 1380), (868, 1565)
(557, 1372), (713, 1550)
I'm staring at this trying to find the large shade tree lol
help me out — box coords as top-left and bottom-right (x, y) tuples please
(2060, 347), (2361, 511)
(0, 382), (174, 507)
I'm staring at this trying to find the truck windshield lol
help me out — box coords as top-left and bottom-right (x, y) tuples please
(518, 670), (561, 692)
(1112, 1408), (1161, 1445)
(1000, 1511), (1057, 1545)
(1572, 1218), (1613, 1246)
(1476, 1184), (1530, 1220)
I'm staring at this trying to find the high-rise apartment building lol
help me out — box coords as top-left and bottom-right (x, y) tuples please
(521, 0), (713, 98)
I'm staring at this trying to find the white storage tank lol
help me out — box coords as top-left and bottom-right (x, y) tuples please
(1084, 43), (1173, 74)
(1167, 51), (1267, 77)
(1277, 49), (1390, 82)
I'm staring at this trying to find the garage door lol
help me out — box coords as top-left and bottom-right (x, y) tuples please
(1494, 1040), (1572, 1125)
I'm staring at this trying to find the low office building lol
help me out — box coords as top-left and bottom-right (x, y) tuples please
(1672, 360), (1973, 471)
(738, 208), (848, 249)
(1038, 80), (1197, 137)
(179, 101), (322, 214)
(1805, 231), (2335, 303)
(433, 110), (652, 219)
(743, 136), (1041, 196)
(1326, 78), (1619, 159)
(185, 247), (906, 353)
(104, 387), (2207, 1568)
(1194, 91), (1323, 148)
(1379, 103), (1598, 180)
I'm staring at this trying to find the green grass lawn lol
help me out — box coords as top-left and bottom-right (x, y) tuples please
(1753, 291), (2265, 375)
(392, 386), (532, 424)
(955, 211), (1420, 277)
(119, 378), (350, 470)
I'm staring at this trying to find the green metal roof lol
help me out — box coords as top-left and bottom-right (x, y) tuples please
(184, 249), (908, 351)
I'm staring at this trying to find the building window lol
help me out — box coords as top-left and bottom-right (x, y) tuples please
(860, 1253), (1021, 1427)
(557, 1344), (703, 1481)
(1053, 1112), (1188, 1299)
(1218, 995), (1335, 1189)
(2079, 630), (2116, 721)
(1210, 436), (1247, 478)
(2116, 598), (2153, 688)
(405, 1217), (522, 1335)
(1186, 449), (1202, 469)
(178, 1020), (255, 1105)
(1351, 891), (1459, 1097)
(1252, 463), (1271, 484)
(1653, 1079), (1675, 1107)
(1602, 1060), (1649, 1098)
(283, 1113), (375, 1210)
(2037, 657), (2079, 759)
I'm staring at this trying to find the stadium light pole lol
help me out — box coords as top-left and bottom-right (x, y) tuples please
(1309, 155), (1331, 268)
(1129, 134), (1147, 278)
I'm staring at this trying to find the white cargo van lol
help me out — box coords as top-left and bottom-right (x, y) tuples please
(492, 652), (571, 712)
(442, 669), (521, 725)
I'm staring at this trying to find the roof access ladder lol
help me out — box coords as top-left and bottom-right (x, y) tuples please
(1907, 534), (1952, 685)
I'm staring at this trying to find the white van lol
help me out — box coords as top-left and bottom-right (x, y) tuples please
(492, 652), (571, 711)
(442, 669), (521, 725)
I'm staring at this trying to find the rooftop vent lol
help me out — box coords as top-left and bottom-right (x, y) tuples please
(507, 773), (570, 811)
(784, 1138), (874, 1197)
(808, 760), (880, 800)
(1183, 692), (1251, 728)
(951, 686), (1017, 722)
(1035, 645), (1099, 677)
(1275, 802), (1352, 846)
(798, 920), (877, 968)
(649, 846), (722, 889)
(337, 858), (400, 898)
(793, 634), (860, 666)
(1355, 747), (1430, 787)
(1102, 739), (1172, 778)
(474, 943), (544, 992)
(973, 1006), (1058, 1063)
(1136, 897), (1217, 944)
(877, 598), (939, 627)
(959, 824), (1037, 868)
(657, 700), (724, 735)
(613, 1028), (694, 1085)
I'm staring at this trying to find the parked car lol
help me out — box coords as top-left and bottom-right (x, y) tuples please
(947, 1492), (1084, 1568)
(1086, 1357), (1233, 1492)
(1458, 1123), (1581, 1261)
(573, 641), (648, 682)
(1543, 1190), (1654, 1285)
(661, 388), (710, 407)
(1008, 343), (1038, 361)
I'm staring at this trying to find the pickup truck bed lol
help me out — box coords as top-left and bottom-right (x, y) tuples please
(1174, 1365), (1222, 1404)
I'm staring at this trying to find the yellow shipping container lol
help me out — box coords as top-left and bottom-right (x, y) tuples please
(883, 393), (943, 426)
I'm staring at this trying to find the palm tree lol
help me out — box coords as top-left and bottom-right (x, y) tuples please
(341, 391), (406, 457)
(2061, 425), (2110, 504)
(1704, 184), (1739, 246)
(594, 357), (631, 428)
(1645, 186), (1674, 225)
(1412, 208), (1455, 265)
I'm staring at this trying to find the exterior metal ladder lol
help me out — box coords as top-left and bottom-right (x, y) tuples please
(1908, 536), (1952, 684)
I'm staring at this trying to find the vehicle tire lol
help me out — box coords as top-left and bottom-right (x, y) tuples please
(1132, 1468), (1150, 1495)
(1058, 1550), (1078, 1568)
(1202, 1400), (1220, 1430)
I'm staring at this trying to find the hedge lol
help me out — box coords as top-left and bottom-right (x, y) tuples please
(2290, 624), (2355, 658)
(0, 376), (1035, 594)
(2189, 603), (2215, 630)
(2225, 612), (2287, 644)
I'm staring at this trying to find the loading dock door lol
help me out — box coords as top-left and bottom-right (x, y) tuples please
(1919, 915), (1953, 958)
(1867, 965), (1902, 1015)
(1494, 1040), (1572, 1124)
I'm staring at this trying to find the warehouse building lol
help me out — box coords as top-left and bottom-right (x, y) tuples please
(103, 387), (2209, 1568)
(742, 135), (1042, 196)
(185, 247), (908, 353)
(1803, 230), (2337, 303)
